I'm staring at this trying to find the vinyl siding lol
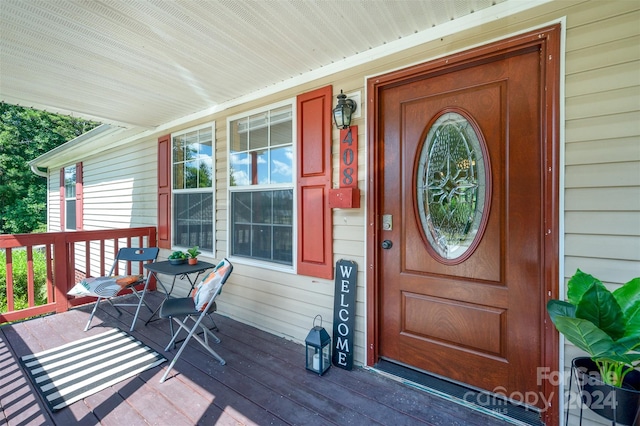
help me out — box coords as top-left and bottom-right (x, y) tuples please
(563, 0), (640, 287)
(560, 2), (640, 425)
(82, 136), (158, 229)
(47, 170), (61, 232)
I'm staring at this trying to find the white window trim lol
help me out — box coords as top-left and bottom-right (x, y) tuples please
(170, 122), (216, 256)
(226, 99), (298, 272)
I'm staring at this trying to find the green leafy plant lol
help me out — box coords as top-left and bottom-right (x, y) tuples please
(168, 250), (187, 260)
(1, 248), (48, 313)
(547, 269), (640, 387)
(187, 246), (201, 259)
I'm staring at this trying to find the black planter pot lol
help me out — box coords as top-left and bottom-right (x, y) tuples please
(572, 357), (640, 426)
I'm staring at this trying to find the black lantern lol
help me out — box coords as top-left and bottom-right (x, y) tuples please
(305, 315), (331, 375)
(332, 90), (357, 129)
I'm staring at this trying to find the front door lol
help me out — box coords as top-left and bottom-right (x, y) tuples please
(367, 26), (560, 418)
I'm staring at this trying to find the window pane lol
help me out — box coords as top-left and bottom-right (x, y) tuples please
(173, 162), (185, 189)
(273, 189), (293, 224)
(230, 189), (292, 265)
(233, 224), (252, 257)
(270, 146), (293, 184)
(199, 157), (213, 188)
(249, 112), (268, 150)
(254, 149), (268, 185)
(230, 152), (250, 186)
(232, 192), (252, 223)
(252, 225), (271, 260)
(64, 166), (76, 198)
(229, 105), (293, 188)
(185, 160), (198, 188)
(174, 192), (213, 252)
(199, 137), (212, 158)
(173, 134), (185, 163)
(230, 118), (248, 152)
(66, 199), (76, 230)
(185, 131), (198, 161)
(270, 106), (292, 146)
(252, 191), (272, 223)
(273, 225), (293, 263)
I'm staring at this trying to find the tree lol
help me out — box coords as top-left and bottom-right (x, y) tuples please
(0, 104), (99, 234)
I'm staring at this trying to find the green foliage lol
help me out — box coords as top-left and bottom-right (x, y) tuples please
(0, 248), (48, 312)
(187, 246), (201, 258)
(0, 103), (99, 234)
(547, 269), (640, 387)
(168, 250), (187, 260)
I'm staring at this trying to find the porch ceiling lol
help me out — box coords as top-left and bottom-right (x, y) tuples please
(0, 0), (510, 128)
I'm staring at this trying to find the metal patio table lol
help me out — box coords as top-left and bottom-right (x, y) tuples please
(143, 260), (216, 324)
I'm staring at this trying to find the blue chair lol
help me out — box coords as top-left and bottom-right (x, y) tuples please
(83, 247), (159, 332)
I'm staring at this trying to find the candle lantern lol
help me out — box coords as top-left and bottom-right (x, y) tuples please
(305, 315), (331, 375)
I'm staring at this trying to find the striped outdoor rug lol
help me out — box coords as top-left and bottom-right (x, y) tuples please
(20, 328), (166, 411)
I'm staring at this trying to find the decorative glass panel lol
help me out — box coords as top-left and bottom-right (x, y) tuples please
(416, 111), (487, 260)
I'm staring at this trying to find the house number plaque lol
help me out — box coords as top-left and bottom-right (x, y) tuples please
(332, 259), (357, 370)
(329, 126), (360, 208)
(339, 126), (358, 188)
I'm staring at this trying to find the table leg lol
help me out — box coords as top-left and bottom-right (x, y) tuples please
(145, 274), (174, 325)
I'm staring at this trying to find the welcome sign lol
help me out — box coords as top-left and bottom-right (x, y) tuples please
(332, 259), (357, 370)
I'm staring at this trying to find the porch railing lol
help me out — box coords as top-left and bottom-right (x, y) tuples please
(0, 227), (157, 324)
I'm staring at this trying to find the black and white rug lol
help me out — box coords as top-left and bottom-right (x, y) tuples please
(20, 328), (166, 411)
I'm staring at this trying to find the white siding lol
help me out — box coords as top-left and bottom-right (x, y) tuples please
(47, 170), (61, 232)
(82, 136), (157, 230)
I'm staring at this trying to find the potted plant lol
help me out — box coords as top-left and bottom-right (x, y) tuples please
(547, 269), (640, 425)
(168, 250), (187, 265)
(187, 246), (201, 265)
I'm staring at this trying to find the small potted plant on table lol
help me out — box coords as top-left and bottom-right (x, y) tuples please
(168, 250), (187, 265)
(187, 246), (201, 265)
(547, 269), (640, 425)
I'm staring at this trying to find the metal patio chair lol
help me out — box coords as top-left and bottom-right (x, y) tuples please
(159, 258), (233, 383)
(82, 247), (159, 332)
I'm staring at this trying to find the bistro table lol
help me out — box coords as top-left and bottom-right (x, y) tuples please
(143, 260), (216, 325)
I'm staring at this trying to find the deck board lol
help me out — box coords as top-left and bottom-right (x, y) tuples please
(1, 292), (518, 426)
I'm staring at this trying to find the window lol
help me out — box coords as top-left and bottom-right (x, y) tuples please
(229, 103), (294, 266)
(172, 125), (214, 252)
(64, 165), (77, 230)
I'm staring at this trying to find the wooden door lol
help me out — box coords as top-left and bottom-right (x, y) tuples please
(368, 27), (560, 416)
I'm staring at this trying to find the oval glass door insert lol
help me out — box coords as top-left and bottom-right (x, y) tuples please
(416, 110), (488, 261)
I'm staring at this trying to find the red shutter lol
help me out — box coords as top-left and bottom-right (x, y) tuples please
(75, 162), (83, 230)
(59, 168), (65, 230)
(157, 134), (172, 249)
(296, 86), (333, 279)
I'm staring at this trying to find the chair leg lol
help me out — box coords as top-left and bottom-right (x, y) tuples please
(128, 280), (152, 332)
(84, 297), (103, 331)
(206, 313), (219, 331)
(160, 315), (225, 383)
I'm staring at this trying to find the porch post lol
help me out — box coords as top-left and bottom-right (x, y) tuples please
(53, 233), (70, 313)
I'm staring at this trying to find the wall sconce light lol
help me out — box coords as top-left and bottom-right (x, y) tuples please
(332, 90), (357, 129)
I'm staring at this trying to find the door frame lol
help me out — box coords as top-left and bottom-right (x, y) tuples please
(365, 24), (561, 425)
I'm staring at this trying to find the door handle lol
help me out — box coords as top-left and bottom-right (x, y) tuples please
(382, 240), (393, 250)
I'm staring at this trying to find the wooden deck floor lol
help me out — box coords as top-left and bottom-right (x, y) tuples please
(1, 292), (518, 426)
